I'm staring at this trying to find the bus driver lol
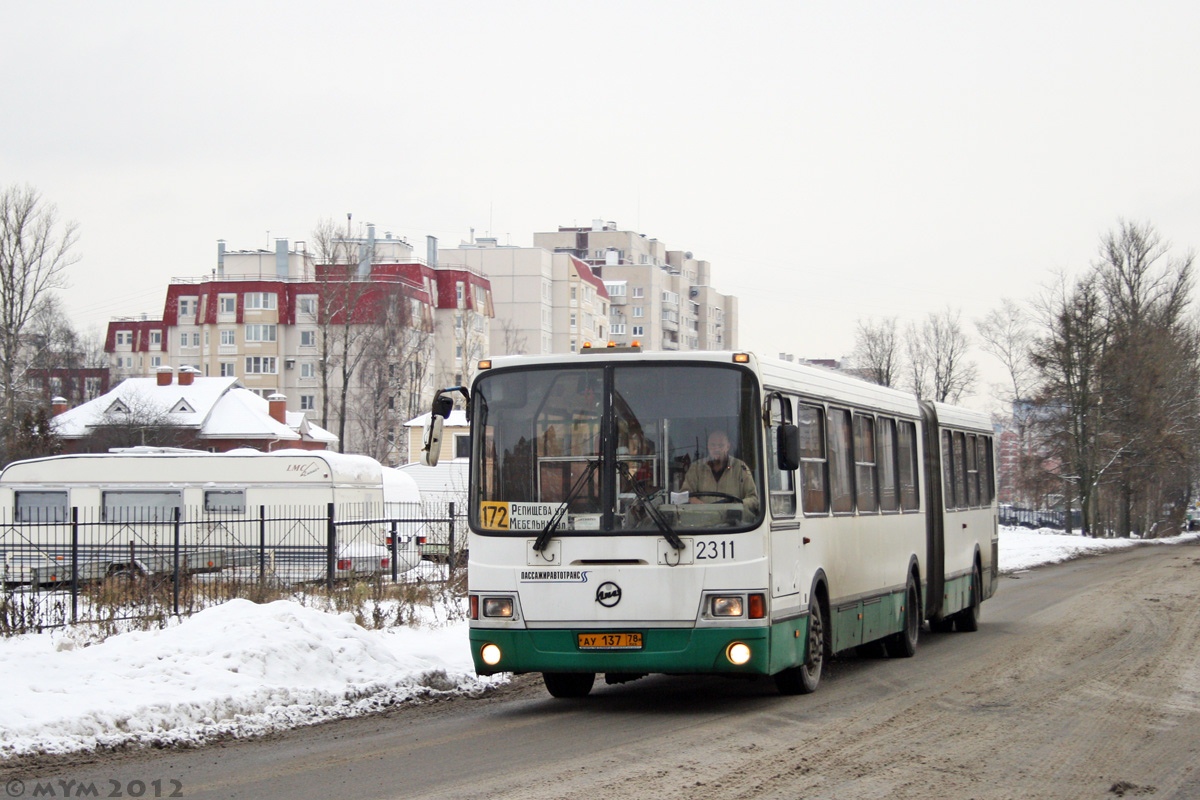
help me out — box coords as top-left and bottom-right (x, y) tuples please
(681, 429), (759, 513)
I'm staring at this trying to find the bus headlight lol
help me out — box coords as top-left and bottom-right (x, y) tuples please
(711, 596), (744, 617)
(483, 597), (514, 618)
(480, 643), (503, 666)
(726, 642), (752, 665)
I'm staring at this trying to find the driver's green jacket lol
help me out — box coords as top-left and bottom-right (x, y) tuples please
(681, 457), (760, 513)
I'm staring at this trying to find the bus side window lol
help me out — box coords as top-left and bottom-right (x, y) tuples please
(827, 408), (854, 514)
(966, 434), (980, 507)
(953, 431), (968, 509)
(979, 436), (995, 503)
(853, 413), (878, 513)
(798, 404), (829, 514)
(897, 420), (920, 511)
(877, 417), (899, 512)
(767, 393), (796, 518)
(942, 430), (957, 509)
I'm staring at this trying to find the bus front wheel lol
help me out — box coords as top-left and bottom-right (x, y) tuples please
(775, 599), (825, 695)
(542, 672), (595, 698)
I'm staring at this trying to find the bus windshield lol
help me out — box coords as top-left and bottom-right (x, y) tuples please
(470, 362), (762, 536)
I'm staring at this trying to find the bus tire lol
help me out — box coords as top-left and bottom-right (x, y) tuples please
(775, 599), (825, 695)
(953, 566), (982, 633)
(542, 672), (595, 698)
(888, 575), (920, 658)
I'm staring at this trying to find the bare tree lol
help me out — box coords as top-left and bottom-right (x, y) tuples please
(77, 392), (201, 453)
(976, 298), (1037, 407)
(0, 184), (79, 452)
(311, 218), (376, 453)
(499, 317), (529, 356)
(905, 308), (977, 402)
(851, 316), (901, 387)
(354, 284), (434, 464)
(1093, 220), (1199, 536)
(977, 298), (1039, 508)
(1030, 270), (1109, 535)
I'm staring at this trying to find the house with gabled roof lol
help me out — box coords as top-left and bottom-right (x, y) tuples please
(50, 367), (337, 454)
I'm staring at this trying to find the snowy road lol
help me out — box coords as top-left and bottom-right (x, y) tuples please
(6, 539), (1198, 799)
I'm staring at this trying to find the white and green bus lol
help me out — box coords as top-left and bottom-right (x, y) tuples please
(423, 348), (998, 698)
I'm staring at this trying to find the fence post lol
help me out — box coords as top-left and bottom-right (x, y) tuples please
(172, 506), (181, 616)
(258, 505), (267, 582)
(326, 502), (336, 590)
(390, 520), (398, 583)
(448, 502), (456, 572)
(70, 507), (80, 625)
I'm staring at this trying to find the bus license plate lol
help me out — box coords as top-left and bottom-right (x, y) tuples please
(577, 632), (643, 650)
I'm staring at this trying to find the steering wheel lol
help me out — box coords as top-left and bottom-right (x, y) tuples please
(688, 491), (741, 504)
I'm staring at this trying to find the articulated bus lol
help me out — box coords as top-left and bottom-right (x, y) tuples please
(422, 348), (998, 697)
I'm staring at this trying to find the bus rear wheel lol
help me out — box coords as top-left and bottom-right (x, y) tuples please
(775, 599), (824, 695)
(542, 672), (595, 698)
(888, 575), (920, 658)
(952, 566), (982, 633)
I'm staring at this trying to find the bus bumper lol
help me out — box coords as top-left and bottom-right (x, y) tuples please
(469, 625), (775, 676)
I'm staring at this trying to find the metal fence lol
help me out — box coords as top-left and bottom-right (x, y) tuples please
(0, 501), (466, 633)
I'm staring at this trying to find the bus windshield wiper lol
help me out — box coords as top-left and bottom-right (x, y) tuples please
(618, 462), (684, 551)
(533, 459), (600, 552)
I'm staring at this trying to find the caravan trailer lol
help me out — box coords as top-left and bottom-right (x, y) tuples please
(0, 448), (423, 585)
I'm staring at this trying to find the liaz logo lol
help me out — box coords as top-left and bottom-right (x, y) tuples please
(595, 581), (622, 608)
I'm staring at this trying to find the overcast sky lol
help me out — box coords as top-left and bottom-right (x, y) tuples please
(4, 1), (1198, 412)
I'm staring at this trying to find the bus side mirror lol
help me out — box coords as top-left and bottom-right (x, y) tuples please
(778, 424), (801, 471)
(421, 416), (444, 467)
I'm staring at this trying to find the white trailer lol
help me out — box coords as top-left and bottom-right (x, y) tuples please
(0, 448), (423, 585)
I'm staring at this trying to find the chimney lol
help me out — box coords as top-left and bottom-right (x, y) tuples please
(178, 367), (195, 386)
(268, 393), (287, 425)
(156, 366), (174, 386)
(51, 396), (69, 416)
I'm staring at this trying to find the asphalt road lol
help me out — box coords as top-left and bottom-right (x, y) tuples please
(6, 540), (1200, 800)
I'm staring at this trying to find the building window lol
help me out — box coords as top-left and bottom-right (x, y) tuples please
(220, 329), (236, 346)
(300, 362), (316, 378)
(633, 287), (644, 298)
(150, 331), (162, 346)
(115, 331), (132, 346)
(632, 326), (644, 336)
(570, 313), (577, 330)
(244, 324), (277, 342)
(219, 295), (236, 314)
(220, 362), (236, 377)
(179, 298), (194, 317)
(300, 395), (315, 410)
(633, 306), (644, 318)
(150, 356), (162, 367)
(191, 332), (200, 347)
(244, 356), (277, 374)
(300, 330), (316, 347)
(245, 292), (277, 310)
(179, 333), (188, 347)
(298, 296), (317, 316)
(454, 434), (471, 460)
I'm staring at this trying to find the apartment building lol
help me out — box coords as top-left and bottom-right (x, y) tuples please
(105, 227), (492, 464)
(532, 220), (738, 352)
(437, 237), (609, 356)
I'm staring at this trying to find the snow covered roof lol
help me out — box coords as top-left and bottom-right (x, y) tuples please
(52, 376), (337, 445)
(396, 461), (469, 499)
